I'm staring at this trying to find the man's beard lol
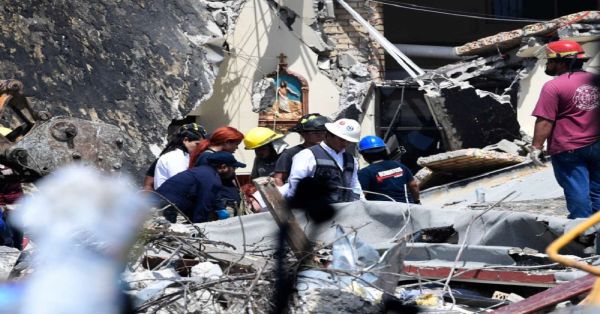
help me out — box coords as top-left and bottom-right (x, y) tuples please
(219, 172), (235, 180)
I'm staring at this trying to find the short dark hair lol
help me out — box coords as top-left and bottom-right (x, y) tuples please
(361, 148), (389, 163)
(555, 58), (585, 71)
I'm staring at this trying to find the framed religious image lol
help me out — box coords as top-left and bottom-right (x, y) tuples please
(255, 53), (308, 133)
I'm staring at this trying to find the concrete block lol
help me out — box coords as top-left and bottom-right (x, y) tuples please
(0, 246), (20, 280)
(337, 53), (357, 68)
(191, 261), (223, 279)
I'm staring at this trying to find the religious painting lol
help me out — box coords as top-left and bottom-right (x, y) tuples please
(257, 54), (308, 133)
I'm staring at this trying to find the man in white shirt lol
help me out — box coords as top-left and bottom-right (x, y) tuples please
(285, 118), (362, 203)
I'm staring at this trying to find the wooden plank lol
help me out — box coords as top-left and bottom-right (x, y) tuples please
(253, 177), (310, 260)
(491, 274), (596, 314)
(403, 265), (558, 287)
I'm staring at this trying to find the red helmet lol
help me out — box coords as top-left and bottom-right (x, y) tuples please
(545, 40), (587, 59)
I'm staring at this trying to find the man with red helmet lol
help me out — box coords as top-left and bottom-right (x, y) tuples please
(531, 39), (600, 219)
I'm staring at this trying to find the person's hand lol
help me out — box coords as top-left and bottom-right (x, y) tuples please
(215, 209), (230, 220)
(528, 146), (546, 167)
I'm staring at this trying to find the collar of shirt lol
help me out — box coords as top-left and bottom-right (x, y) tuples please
(320, 142), (345, 169)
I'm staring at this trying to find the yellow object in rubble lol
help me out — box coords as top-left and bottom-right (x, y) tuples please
(415, 293), (440, 306)
(0, 126), (12, 137)
(546, 210), (600, 305)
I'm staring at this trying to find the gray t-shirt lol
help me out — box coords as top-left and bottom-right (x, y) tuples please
(273, 145), (305, 181)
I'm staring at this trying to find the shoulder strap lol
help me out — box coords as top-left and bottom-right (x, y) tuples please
(309, 145), (338, 168)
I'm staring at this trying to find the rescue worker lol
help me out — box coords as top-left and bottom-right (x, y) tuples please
(285, 118), (362, 203)
(156, 151), (246, 223)
(530, 39), (600, 219)
(244, 127), (287, 179)
(357, 136), (420, 204)
(188, 126), (244, 167)
(273, 113), (329, 186)
(152, 123), (206, 189)
(188, 126), (245, 215)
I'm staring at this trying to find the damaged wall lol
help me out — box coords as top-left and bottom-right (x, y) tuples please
(193, 0), (385, 171)
(0, 0), (244, 175)
(192, 0), (341, 170)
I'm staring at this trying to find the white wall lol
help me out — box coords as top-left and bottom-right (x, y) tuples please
(517, 42), (600, 137)
(191, 0), (340, 174)
(517, 60), (552, 137)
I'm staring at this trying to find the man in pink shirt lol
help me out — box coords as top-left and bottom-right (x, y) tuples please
(531, 40), (600, 219)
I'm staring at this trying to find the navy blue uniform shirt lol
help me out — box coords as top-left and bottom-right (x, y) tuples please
(156, 165), (222, 223)
(358, 160), (414, 203)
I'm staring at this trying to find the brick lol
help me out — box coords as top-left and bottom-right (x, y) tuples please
(323, 26), (342, 34)
(336, 37), (354, 45)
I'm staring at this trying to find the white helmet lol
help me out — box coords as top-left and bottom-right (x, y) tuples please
(324, 118), (361, 143)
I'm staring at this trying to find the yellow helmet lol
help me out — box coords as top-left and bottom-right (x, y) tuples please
(244, 127), (284, 150)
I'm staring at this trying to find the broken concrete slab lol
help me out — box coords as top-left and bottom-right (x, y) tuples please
(482, 139), (525, 155)
(337, 53), (357, 69)
(0, 246), (20, 280)
(455, 11), (600, 56)
(251, 77), (277, 113)
(421, 162), (563, 209)
(416, 148), (526, 174)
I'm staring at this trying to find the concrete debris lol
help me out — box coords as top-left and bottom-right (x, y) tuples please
(559, 23), (600, 41)
(417, 148), (526, 173)
(337, 53), (357, 69)
(317, 57), (331, 70)
(251, 77), (277, 113)
(482, 139), (527, 155)
(122, 269), (181, 291)
(0, 246), (20, 280)
(455, 11), (600, 56)
(293, 288), (382, 314)
(335, 64), (372, 119)
(190, 261), (223, 279)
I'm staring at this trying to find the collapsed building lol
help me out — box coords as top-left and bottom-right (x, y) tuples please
(2, 0), (599, 179)
(3, 1), (600, 313)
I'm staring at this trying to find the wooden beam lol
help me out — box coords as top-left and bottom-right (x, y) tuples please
(253, 177), (310, 260)
(491, 274), (596, 314)
(403, 265), (558, 288)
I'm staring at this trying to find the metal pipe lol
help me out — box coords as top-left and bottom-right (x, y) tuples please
(394, 44), (466, 61)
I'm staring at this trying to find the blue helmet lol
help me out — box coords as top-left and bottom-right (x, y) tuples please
(358, 135), (386, 152)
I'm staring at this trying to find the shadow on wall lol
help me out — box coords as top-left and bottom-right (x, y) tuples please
(198, 0), (320, 130)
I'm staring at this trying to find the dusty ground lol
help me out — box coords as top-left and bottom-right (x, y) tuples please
(473, 197), (568, 218)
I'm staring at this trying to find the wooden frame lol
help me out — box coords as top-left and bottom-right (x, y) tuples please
(258, 53), (309, 134)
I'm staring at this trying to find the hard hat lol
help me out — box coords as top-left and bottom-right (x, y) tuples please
(289, 113), (330, 133)
(244, 127), (284, 150)
(178, 123), (207, 139)
(545, 40), (587, 59)
(358, 135), (386, 152)
(324, 118), (361, 143)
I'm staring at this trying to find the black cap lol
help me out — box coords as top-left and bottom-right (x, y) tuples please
(206, 151), (246, 168)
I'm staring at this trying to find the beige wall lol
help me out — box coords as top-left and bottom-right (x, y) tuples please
(517, 60), (552, 137)
(518, 42), (600, 137)
(191, 0), (340, 174)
